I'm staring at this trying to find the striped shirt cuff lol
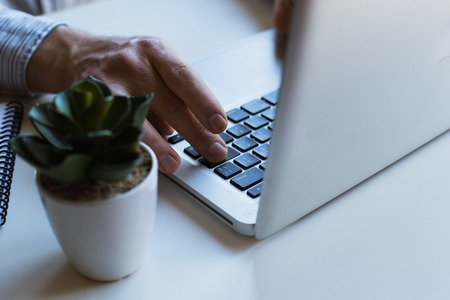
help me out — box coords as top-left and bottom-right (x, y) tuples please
(0, 7), (64, 97)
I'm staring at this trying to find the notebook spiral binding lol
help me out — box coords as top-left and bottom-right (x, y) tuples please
(0, 101), (24, 226)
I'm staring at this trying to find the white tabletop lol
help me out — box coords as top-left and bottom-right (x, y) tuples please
(1, 1), (450, 299)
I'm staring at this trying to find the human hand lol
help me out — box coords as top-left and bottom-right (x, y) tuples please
(26, 26), (228, 174)
(273, 0), (294, 36)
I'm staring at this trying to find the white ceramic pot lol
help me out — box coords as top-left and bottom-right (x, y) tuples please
(37, 143), (158, 281)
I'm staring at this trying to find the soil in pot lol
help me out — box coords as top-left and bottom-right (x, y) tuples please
(39, 149), (152, 201)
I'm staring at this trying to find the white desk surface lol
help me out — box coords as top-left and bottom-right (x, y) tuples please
(1, 1), (450, 299)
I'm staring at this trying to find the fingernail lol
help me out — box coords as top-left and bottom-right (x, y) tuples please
(158, 153), (178, 173)
(209, 114), (227, 133)
(209, 142), (228, 160)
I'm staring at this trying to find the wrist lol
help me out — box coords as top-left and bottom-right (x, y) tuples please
(26, 26), (96, 93)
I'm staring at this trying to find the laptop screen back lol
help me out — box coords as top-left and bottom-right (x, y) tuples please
(256, 0), (450, 239)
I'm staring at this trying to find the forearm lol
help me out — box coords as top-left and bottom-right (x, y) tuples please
(0, 7), (63, 96)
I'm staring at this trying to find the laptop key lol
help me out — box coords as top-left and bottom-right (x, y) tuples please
(244, 116), (269, 130)
(261, 108), (276, 122)
(241, 99), (271, 115)
(219, 132), (234, 144)
(251, 128), (272, 143)
(227, 123), (252, 138)
(214, 162), (242, 179)
(234, 153), (261, 169)
(247, 183), (263, 198)
(261, 90), (280, 105)
(226, 108), (249, 123)
(259, 161), (268, 170)
(230, 167), (264, 191)
(232, 136), (258, 152)
(253, 143), (270, 160)
(184, 146), (200, 159)
(199, 147), (240, 169)
(167, 133), (184, 144)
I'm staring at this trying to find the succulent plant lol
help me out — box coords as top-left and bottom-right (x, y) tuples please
(11, 76), (153, 184)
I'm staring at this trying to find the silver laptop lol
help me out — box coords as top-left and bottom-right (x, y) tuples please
(166, 0), (450, 239)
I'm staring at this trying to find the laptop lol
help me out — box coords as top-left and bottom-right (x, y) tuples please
(165, 0), (450, 239)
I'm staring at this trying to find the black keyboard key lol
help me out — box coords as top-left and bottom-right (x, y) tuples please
(244, 116), (269, 130)
(214, 162), (242, 179)
(232, 136), (258, 152)
(184, 146), (200, 159)
(199, 147), (240, 169)
(253, 143), (270, 160)
(234, 153), (260, 169)
(219, 132), (234, 144)
(167, 133), (184, 144)
(227, 123), (251, 138)
(226, 108), (249, 123)
(251, 128), (272, 143)
(262, 90), (279, 105)
(241, 99), (271, 115)
(261, 108), (276, 122)
(230, 167), (264, 191)
(247, 183), (263, 198)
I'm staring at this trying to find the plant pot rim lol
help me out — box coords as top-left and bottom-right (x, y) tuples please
(36, 142), (158, 207)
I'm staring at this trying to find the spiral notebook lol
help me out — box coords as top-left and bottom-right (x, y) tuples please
(0, 101), (24, 227)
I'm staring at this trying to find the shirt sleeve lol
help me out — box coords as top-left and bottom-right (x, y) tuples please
(0, 6), (64, 97)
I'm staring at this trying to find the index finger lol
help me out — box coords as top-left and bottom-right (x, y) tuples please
(142, 38), (228, 134)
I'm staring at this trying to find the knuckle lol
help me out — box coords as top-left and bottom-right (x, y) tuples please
(105, 48), (139, 73)
(187, 122), (215, 148)
(135, 37), (193, 83)
(135, 36), (169, 57)
(168, 64), (192, 83)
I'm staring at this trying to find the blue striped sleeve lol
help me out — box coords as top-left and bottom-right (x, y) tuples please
(0, 6), (64, 97)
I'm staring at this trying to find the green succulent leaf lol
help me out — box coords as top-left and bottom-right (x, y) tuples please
(67, 130), (113, 153)
(31, 122), (73, 151)
(89, 153), (143, 182)
(101, 96), (131, 130)
(54, 93), (73, 120)
(10, 134), (66, 167)
(67, 76), (111, 119)
(130, 94), (153, 127)
(28, 104), (55, 128)
(85, 76), (112, 98)
(71, 90), (94, 119)
(78, 97), (113, 131)
(42, 154), (94, 184)
(29, 104), (83, 134)
(109, 127), (142, 147)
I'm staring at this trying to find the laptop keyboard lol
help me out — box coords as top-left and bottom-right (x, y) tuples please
(168, 89), (279, 199)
